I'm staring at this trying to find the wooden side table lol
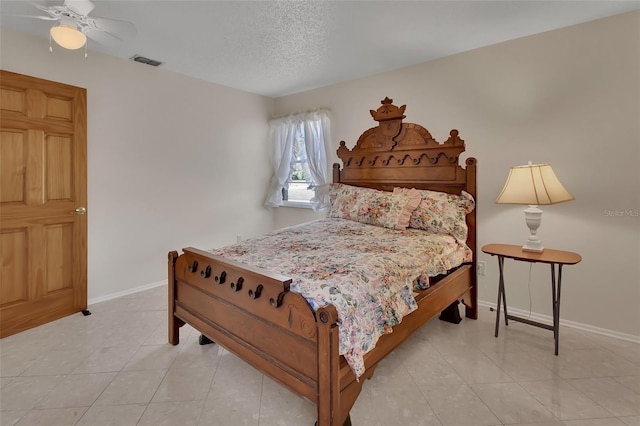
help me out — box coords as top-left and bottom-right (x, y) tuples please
(481, 243), (581, 355)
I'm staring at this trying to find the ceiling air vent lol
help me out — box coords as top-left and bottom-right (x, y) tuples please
(130, 55), (164, 67)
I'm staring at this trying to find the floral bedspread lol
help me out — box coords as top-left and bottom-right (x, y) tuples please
(209, 218), (471, 378)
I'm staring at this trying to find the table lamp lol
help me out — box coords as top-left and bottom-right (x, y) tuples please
(495, 162), (574, 253)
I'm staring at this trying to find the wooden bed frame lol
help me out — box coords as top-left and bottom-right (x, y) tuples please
(168, 97), (477, 426)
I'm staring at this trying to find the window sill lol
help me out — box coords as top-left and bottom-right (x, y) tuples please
(281, 201), (313, 209)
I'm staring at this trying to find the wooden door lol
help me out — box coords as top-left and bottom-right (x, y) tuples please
(0, 70), (87, 338)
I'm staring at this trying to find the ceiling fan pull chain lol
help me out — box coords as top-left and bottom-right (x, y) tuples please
(84, 42), (88, 59)
(49, 33), (53, 53)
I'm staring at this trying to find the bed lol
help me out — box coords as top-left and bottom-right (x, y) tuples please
(168, 97), (477, 426)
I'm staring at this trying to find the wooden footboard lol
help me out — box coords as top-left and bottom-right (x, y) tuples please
(169, 248), (475, 426)
(169, 247), (352, 425)
(169, 248), (319, 398)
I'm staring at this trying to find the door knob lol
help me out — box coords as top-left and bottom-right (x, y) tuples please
(74, 207), (87, 215)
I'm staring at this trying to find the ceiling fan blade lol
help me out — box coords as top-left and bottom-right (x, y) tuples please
(28, 2), (53, 13)
(64, 0), (95, 16)
(12, 14), (59, 21)
(89, 17), (136, 37)
(83, 28), (122, 46)
(27, 1), (60, 18)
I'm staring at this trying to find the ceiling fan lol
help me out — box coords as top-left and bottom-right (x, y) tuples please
(21, 0), (136, 51)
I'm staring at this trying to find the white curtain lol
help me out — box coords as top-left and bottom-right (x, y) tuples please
(264, 109), (331, 211)
(303, 110), (331, 211)
(264, 115), (298, 208)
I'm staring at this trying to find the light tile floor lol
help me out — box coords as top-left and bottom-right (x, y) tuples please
(1, 285), (639, 426)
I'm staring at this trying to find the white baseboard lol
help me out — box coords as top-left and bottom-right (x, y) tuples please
(478, 300), (640, 344)
(88, 280), (167, 306)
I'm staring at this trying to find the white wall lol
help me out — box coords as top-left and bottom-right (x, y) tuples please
(0, 28), (275, 301)
(273, 12), (640, 339)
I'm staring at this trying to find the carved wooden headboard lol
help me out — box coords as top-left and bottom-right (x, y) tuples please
(333, 97), (476, 198)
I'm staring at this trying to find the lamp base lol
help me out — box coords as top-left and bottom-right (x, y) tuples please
(522, 244), (544, 253)
(523, 205), (544, 253)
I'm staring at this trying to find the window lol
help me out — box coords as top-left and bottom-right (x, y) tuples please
(282, 123), (314, 203)
(264, 110), (331, 211)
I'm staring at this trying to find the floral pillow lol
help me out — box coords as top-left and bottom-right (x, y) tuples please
(393, 188), (475, 242)
(328, 184), (421, 230)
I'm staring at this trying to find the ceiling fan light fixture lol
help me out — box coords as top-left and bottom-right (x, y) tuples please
(50, 24), (87, 50)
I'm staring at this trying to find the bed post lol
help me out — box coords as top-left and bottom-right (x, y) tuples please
(168, 250), (183, 345)
(465, 157), (478, 319)
(332, 163), (341, 184)
(316, 305), (341, 426)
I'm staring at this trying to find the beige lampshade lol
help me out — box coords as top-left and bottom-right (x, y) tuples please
(50, 25), (87, 50)
(495, 163), (574, 205)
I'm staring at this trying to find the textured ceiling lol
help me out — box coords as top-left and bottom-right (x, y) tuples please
(1, 0), (639, 97)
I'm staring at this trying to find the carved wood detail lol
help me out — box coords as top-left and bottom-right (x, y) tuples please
(337, 98), (467, 189)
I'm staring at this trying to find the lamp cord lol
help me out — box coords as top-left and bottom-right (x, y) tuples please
(527, 263), (533, 319)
